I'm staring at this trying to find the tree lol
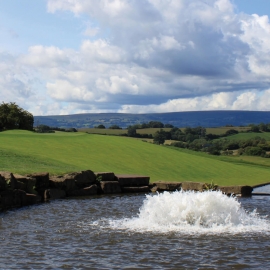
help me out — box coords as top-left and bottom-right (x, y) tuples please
(36, 124), (54, 133)
(225, 129), (239, 136)
(0, 102), (33, 131)
(259, 123), (268, 132)
(109, 125), (122, 129)
(249, 124), (260, 133)
(153, 129), (167, 144)
(148, 121), (164, 128)
(95, 124), (106, 129)
(127, 126), (137, 137)
(164, 124), (174, 128)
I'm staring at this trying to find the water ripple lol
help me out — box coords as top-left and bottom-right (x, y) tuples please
(0, 192), (269, 269)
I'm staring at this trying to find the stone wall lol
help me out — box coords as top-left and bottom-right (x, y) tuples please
(0, 171), (253, 211)
(0, 170), (151, 211)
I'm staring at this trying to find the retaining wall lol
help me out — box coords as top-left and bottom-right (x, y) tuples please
(0, 170), (253, 211)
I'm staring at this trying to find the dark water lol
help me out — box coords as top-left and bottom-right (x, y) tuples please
(0, 191), (270, 269)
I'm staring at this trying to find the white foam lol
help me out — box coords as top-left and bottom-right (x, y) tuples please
(108, 190), (270, 234)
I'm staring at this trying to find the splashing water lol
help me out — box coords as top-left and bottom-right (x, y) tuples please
(108, 191), (270, 234)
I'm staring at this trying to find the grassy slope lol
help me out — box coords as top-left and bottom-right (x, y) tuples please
(223, 132), (270, 141)
(1, 130), (270, 186)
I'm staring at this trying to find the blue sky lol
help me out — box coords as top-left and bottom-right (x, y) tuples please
(234, 0), (270, 16)
(1, 0), (270, 115)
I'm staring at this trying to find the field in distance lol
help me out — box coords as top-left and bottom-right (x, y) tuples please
(1, 130), (270, 186)
(79, 126), (251, 136)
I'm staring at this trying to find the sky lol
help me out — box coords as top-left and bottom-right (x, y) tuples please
(1, 0), (270, 116)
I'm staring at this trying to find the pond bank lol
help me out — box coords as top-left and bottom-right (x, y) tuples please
(0, 170), (254, 211)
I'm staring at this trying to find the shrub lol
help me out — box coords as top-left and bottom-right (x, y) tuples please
(171, 141), (186, 148)
(95, 124), (106, 129)
(225, 129), (239, 136)
(244, 146), (266, 156)
(109, 125), (122, 129)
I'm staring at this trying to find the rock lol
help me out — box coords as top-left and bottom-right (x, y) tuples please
(25, 194), (39, 205)
(181, 182), (205, 192)
(0, 171), (17, 190)
(218, 186), (253, 197)
(49, 176), (78, 192)
(27, 172), (49, 191)
(116, 175), (150, 187)
(16, 181), (27, 192)
(0, 189), (26, 209)
(48, 189), (66, 200)
(0, 175), (7, 192)
(151, 182), (182, 192)
(63, 170), (96, 189)
(95, 172), (116, 181)
(121, 186), (150, 193)
(13, 175), (37, 195)
(0, 171), (13, 180)
(67, 185), (98, 197)
(100, 181), (122, 194)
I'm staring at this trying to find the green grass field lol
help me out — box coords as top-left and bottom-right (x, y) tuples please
(205, 127), (250, 135)
(80, 127), (251, 136)
(1, 130), (270, 186)
(223, 132), (270, 141)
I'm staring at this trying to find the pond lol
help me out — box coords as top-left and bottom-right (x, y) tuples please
(0, 190), (269, 269)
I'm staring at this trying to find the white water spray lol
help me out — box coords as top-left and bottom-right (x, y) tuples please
(108, 190), (270, 234)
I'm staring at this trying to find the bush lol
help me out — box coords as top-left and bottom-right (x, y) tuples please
(109, 125), (122, 129)
(153, 129), (167, 144)
(95, 124), (106, 129)
(244, 146), (266, 156)
(222, 150), (234, 156)
(225, 129), (239, 136)
(208, 146), (221, 155)
(222, 141), (240, 151)
(171, 141), (186, 148)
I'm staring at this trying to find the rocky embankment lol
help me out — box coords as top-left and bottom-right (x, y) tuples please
(0, 170), (253, 211)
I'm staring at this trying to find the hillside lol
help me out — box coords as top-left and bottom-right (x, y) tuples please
(34, 111), (270, 129)
(1, 130), (270, 186)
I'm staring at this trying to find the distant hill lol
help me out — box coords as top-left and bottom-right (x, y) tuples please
(34, 111), (270, 129)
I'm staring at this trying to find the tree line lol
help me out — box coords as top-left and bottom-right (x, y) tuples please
(0, 102), (33, 131)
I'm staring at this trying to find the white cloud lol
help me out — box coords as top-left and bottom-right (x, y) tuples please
(83, 25), (99, 37)
(1, 0), (270, 115)
(118, 90), (270, 113)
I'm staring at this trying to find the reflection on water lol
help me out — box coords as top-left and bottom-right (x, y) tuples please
(254, 184), (270, 193)
(0, 191), (269, 269)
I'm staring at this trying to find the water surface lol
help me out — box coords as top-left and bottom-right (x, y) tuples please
(0, 191), (270, 269)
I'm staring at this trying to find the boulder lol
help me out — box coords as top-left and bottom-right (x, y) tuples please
(63, 170), (96, 189)
(0, 189), (26, 209)
(48, 189), (66, 200)
(27, 172), (49, 191)
(67, 185), (98, 197)
(116, 175), (150, 187)
(13, 175), (37, 195)
(218, 186), (253, 197)
(0, 171), (17, 190)
(181, 182), (205, 192)
(95, 172), (116, 181)
(25, 194), (39, 205)
(151, 182), (182, 192)
(49, 176), (77, 191)
(16, 181), (27, 192)
(121, 186), (150, 193)
(0, 175), (7, 192)
(100, 181), (122, 194)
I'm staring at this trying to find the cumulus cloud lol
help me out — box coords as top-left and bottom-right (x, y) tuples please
(1, 0), (270, 115)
